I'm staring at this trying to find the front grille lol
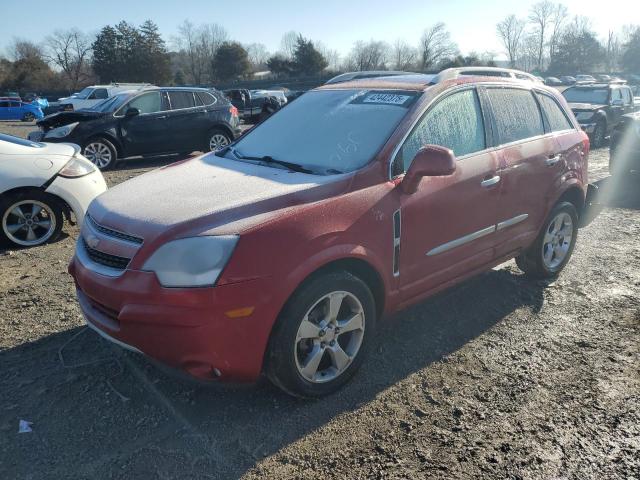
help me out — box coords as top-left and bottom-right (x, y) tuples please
(86, 215), (143, 245)
(82, 238), (131, 270)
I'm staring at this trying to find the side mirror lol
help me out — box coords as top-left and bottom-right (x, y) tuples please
(125, 107), (140, 117)
(400, 145), (457, 194)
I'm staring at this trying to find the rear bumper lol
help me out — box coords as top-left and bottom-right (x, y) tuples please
(69, 255), (280, 382)
(579, 183), (603, 228)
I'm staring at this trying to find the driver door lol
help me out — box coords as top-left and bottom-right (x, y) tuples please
(394, 87), (501, 302)
(118, 91), (171, 156)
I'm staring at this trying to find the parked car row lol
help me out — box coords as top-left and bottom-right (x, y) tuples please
(0, 99), (44, 122)
(223, 88), (286, 123)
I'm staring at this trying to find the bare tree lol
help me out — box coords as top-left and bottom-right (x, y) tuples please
(347, 40), (389, 71)
(10, 39), (44, 61)
(605, 30), (621, 72)
(44, 29), (93, 90)
(529, 0), (554, 70)
(548, 3), (569, 60)
(418, 22), (458, 70)
(173, 20), (228, 84)
(496, 15), (526, 67)
(280, 31), (300, 60)
(391, 39), (417, 70)
(315, 41), (341, 72)
(245, 43), (269, 71)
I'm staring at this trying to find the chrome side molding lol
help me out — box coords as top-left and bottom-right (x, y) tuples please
(497, 213), (529, 231)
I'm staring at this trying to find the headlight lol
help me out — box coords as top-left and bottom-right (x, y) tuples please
(575, 112), (595, 122)
(44, 122), (79, 139)
(58, 155), (96, 178)
(142, 236), (239, 287)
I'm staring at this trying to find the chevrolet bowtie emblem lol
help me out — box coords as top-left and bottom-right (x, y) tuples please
(86, 234), (100, 249)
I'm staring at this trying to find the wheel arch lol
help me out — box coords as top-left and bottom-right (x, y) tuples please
(555, 184), (585, 218)
(0, 186), (72, 223)
(208, 123), (234, 140)
(85, 133), (122, 158)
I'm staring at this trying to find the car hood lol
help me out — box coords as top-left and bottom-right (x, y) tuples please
(88, 153), (351, 241)
(569, 103), (606, 112)
(37, 110), (106, 129)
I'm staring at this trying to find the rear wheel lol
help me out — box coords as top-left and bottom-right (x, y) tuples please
(206, 129), (231, 152)
(83, 137), (117, 170)
(266, 271), (376, 398)
(516, 201), (578, 279)
(0, 191), (63, 248)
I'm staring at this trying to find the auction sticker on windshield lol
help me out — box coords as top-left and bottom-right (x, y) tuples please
(354, 91), (418, 107)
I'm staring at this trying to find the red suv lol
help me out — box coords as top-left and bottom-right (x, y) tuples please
(70, 74), (598, 397)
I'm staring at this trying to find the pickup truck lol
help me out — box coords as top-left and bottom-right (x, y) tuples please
(223, 89), (286, 123)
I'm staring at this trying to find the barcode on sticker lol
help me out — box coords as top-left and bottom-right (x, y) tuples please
(363, 93), (411, 105)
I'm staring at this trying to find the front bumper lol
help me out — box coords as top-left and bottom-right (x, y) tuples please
(69, 255), (279, 382)
(45, 169), (107, 225)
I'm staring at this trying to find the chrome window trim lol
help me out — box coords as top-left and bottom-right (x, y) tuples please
(497, 213), (529, 231)
(426, 225), (496, 256)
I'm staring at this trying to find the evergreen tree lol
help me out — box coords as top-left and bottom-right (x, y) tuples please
(292, 36), (327, 76)
(212, 42), (250, 81)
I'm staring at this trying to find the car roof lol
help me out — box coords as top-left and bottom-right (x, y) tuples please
(325, 70), (419, 85)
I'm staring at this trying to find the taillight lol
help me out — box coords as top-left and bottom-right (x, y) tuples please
(230, 106), (238, 117)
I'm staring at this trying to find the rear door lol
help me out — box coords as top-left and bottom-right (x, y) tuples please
(165, 90), (201, 151)
(485, 86), (556, 256)
(118, 90), (171, 156)
(395, 87), (502, 301)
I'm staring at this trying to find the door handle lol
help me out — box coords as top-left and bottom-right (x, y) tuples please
(156, 115), (167, 119)
(481, 175), (501, 188)
(545, 155), (561, 166)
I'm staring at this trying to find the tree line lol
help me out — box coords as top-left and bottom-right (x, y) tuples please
(1, 6), (639, 94)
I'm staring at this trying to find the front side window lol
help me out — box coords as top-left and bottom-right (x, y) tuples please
(487, 88), (544, 144)
(225, 89), (418, 175)
(90, 88), (108, 100)
(168, 91), (195, 110)
(125, 92), (162, 114)
(610, 89), (622, 104)
(621, 88), (633, 106)
(396, 89), (486, 173)
(537, 94), (573, 132)
(73, 87), (94, 99)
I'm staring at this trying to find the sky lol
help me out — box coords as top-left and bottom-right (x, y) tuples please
(1, 0), (638, 59)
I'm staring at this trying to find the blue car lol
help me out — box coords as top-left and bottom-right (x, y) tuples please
(0, 99), (44, 122)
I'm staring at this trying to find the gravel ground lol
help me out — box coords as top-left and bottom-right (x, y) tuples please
(0, 121), (638, 479)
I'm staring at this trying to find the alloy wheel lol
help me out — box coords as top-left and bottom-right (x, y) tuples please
(209, 133), (230, 151)
(2, 200), (57, 247)
(84, 142), (113, 169)
(542, 212), (573, 270)
(294, 291), (365, 383)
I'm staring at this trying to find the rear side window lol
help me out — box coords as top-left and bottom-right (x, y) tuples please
(487, 88), (544, 144)
(0, 101), (8, 108)
(127, 92), (162, 114)
(196, 91), (217, 106)
(397, 89), (486, 172)
(537, 94), (573, 132)
(168, 91), (196, 110)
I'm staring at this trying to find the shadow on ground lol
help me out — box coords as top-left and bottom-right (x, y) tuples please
(1, 266), (546, 479)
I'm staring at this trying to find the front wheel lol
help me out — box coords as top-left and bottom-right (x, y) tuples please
(83, 138), (117, 170)
(516, 201), (578, 279)
(591, 121), (606, 148)
(22, 112), (35, 122)
(266, 271), (376, 398)
(0, 191), (64, 248)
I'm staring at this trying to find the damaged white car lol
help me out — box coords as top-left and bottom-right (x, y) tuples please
(0, 133), (107, 248)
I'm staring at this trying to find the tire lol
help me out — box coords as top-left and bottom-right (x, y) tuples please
(22, 112), (35, 122)
(205, 129), (231, 152)
(0, 191), (64, 248)
(515, 201), (578, 279)
(591, 120), (606, 148)
(83, 137), (117, 170)
(266, 271), (376, 398)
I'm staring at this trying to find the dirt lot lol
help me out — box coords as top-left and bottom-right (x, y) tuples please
(0, 121), (638, 479)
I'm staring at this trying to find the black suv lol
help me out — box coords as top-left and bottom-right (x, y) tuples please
(29, 87), (241, 170)
(562, 82), (637, 147)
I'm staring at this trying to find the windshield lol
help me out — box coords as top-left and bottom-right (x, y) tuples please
(88, 93), (131, 112)
(73, 87), (94, 100)
(562, 88), (608, 104)
(224, 89), (418, 174)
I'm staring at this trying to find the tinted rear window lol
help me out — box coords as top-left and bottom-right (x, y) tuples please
(537, 94), (573, 132)
(487, 88), (544, 144)
(168, 91), (196, 110)
(196, 91), (217, 106)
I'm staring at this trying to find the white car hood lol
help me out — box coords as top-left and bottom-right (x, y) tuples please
(89, 153), (349, 239)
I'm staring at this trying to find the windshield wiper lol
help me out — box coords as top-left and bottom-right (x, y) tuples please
(227, 146), (313, 174)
